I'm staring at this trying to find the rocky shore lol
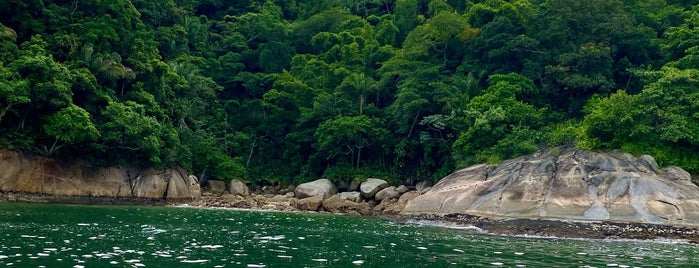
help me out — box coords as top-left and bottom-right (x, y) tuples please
(406, 213), (699, 243)
(3, 147), (699, 242)
(183, 177), (699, 243)
(185, 177), (426, 217)
(3, 185), (699, 243)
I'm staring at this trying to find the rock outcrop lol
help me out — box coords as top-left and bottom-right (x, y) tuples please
(204, 180), (226, 194)
(338, 191), (362, 202)
(360, 178), (389, 199)
(295, 179), (338, 199)
(295, 195), (324, 211)
(0, 150), (200, 200)
(402, 148), (699, 226)
(228, 179), (250, 196)
(375, 186), (400, 201)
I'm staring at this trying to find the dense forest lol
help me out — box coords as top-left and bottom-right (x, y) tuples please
(1, 0), (698, 186)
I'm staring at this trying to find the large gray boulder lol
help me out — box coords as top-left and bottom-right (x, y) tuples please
(322, 195), (368, 214)
(396, 185), (409, 194)
(402, 148), (699, 226)
(204, 180), (226, 194)
(375, 186), (400, 201)
(228, 179), (250, 196)
(296, 195), (324, 211)
(360, 178), (389, 199)
(338, 191), (362, 203)
(295, 179), (337, 199)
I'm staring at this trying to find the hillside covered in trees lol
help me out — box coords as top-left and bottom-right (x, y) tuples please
(1, 0), (698, 186)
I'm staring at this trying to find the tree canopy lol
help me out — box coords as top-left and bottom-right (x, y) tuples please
(1, 0), (697, 186)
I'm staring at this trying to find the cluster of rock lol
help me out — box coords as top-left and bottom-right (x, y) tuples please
(194, 178), (428, 216)
(0, 150), (200, 201)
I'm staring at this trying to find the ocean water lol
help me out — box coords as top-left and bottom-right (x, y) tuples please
(0, 202), (696, 267)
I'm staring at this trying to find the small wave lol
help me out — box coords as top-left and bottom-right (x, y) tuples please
(200, 245), (224, 249)
(180, 259), (209, 263)
(141, 225), (167, 235)
(405, 220), (485, 233)
(256, 235), (285, 241)
(513, 233), (694, 244)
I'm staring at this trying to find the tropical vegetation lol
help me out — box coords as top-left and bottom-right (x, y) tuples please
(1, 0), (697, 186)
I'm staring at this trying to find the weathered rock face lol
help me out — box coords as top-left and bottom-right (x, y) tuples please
(360, 178), (389, 199)
(295, 179), (337, 199)
(204, 180), (226, 194)
(402, 148), (699, 226)
(296, 195), (324, 211)
(375, 186), (400, 201)
(322, 195), (363, 214)
(396, 185), (409, 194)
(0, 150), (200, 200)
(228, 179), (250, 196)
(338, 191), (362, 203)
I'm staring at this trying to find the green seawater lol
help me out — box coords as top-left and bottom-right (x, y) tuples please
(0, 203), (697, 267)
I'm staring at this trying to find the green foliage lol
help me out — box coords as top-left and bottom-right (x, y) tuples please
(44, 104), (99, 144)
(314, 115), (389, 168)
(579, 49), (699, 173)
(99, 100), (167, 167)
(542, 120), (580, 147)
(0, 63), (30, 122)
(453, 73), (544, 166)
(322, 164), (399, 186)
(2, 0), (699, 187)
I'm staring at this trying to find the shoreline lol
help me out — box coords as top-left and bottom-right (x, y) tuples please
(2, 191), (699, 243)
(400, 213), (699, 243)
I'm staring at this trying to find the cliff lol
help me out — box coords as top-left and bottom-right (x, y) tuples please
(402, 148), (699, 226)
(0, 150), (200, 200)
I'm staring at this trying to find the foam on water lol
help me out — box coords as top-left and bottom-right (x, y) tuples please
(180, 259), (208, 263)
(200, 244), (224, 249)
(405, 220), (485, 233)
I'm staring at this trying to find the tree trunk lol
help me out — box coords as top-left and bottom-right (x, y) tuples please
(246, 137), (257, 168)
(356, 146), (362, 169)
(407, 111), (420, 139)
(359, 95), (365, 115)
(0, 103), (14, 122)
